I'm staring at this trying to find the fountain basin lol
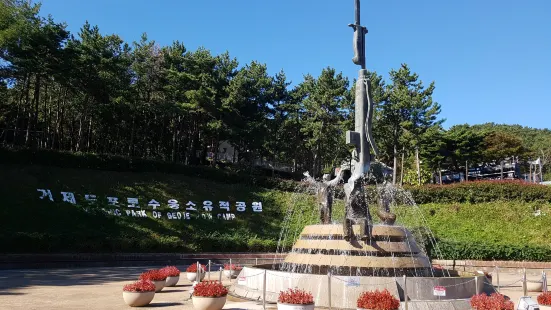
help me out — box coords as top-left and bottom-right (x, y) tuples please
(229, 265), (487, 309)
(229, 225), (490, 309)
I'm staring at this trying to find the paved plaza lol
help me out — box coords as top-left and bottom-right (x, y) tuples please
(0, 266), (546, 309)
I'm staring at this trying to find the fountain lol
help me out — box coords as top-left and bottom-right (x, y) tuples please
(228, 1), (491, 308)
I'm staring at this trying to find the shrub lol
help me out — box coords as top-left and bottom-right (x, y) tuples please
(161, 266), (180, 277)
(123, 280), (156, 292)
(470, 293), (514, 310)
(278, 288), (314, 305)
(538, 292), (551, 305)
(407, 180), (551, 204)
(192, 281), (228, 297)
(139, 269), (167, 281)
(426, 239), (551, 261)
(186, 264), (206, 273)
(357, 289), (400, 310)
(224, 264), (242, 271)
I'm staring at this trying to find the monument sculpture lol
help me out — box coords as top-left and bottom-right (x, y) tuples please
(303, 170), (344, 224)
(342, 0), (380, 242)
(230, 2), (485, 307)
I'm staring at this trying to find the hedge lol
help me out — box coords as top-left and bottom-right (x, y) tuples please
(0, 148), (301, 192)
(407, 181), (551, 204)
(426, 239), (551, 262)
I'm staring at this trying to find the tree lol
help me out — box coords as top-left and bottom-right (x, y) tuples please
(378, 64), (443, 184)
(483, 131), (527, 163)
(298, 67), (350, 177)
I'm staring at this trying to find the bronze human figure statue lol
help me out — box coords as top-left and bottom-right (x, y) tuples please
(303, 170), (344, 224)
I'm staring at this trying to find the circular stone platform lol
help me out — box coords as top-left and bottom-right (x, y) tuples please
(229, 224), (489, 309)
(282, 224), (432, 276)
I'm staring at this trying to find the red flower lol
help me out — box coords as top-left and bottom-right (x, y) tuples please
(193, 281), (228, 297)
(223, 264), (242, 271)
(470, 293), (514, 310)
(186, 264), (207, 273)
(357, 289), (400, 310)
(123, 280), (156, 292)
(161, 266), (180, 277)
(139, 269), (167, 281)
(538, 292), (551, 306)
(278, 288), (314, 305)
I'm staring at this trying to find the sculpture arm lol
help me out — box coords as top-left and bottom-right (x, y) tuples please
(326, 169), (345, 187)
(302, 171), (317, 185)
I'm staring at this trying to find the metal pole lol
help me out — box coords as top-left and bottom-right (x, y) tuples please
(523, 268), (527, 296)
(403, 275), (408, 310)
(263, 270), (267, 310)
(208, 260), (211, 280)
(256, 258), (258, 266)
(475, 276), (479, 295)
(543, 271), (548, 293)
(496, 266), (500, 292)
(328, 272), (332, 310)
(196, 261), (200, 282)
(229, 258), (232, 283)
(219, 267), (222, 283)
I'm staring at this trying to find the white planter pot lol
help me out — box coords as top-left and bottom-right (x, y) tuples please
(187, 272), (206, 282)
(527, 281), (543, 292)
(122, 291), (155, 307)
(152, 280), (165, 292)
(539, 305), (551, 310)
(192, 295), (227, 310)
(166, 275), (180, 287)
(223, 269), (240, 279)
(277, 303), (315, 310)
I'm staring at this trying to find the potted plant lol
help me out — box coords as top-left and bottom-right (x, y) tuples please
(538, 292), (551, 309)
(161, 266), (181, 287)
(277, 288), (314, 310)
(356, 289), (400, 310)
(470, 293), (514, 310)
(191, 281), (228, 310)
(139, 269), (167, 293)
(186, 263), (207, 282)
(122, 280), (156, 307)
(223, 264), (242, 279)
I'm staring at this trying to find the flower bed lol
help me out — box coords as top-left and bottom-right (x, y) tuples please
(161, 266), (180, 277)
(538, 292), (551, 306)
(470, 293), (514, 310)
(356, 289), (400, 310)
(186, 264), (207, 273)
(123, 280), (156, 293)
(193, 281), (228, 298)
(139, 269), (167, 281)
(278, 288), (314, 305)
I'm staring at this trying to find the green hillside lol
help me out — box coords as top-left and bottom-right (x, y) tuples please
(2, 162), (551, 261)
(0, 163), (320, 253)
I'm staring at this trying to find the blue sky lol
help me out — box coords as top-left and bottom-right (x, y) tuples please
(39, 0), (550, 130)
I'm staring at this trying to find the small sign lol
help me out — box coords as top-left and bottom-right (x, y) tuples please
(433, 286), (446, 296)
(344, 276), (360, 287)
(238, 276), (247, 285)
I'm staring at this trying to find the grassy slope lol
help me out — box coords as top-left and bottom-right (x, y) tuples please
(2, 163), (551, 257)
(394, 201), (551, 249)
(0, 163), (321, 253)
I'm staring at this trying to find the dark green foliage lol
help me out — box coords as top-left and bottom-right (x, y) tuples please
(0, 148), (301, 192)
(427, 240), (551, 262)
(407, 181), (551, 204)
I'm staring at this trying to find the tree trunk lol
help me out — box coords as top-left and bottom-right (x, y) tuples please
(24, 74), (32, 145)
(129, 113), (136, 157)
(86, 115), (93, 151)
(392, 128), (398, 184)
(76, 115), (83, 152)
(400, 147), (405, 186)
(416, 147), (421, 185)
